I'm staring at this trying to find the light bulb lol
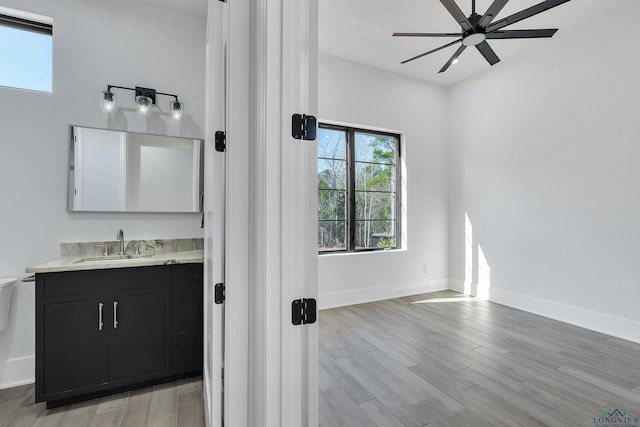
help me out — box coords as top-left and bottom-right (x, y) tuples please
(136, 96), (152, 115)
(100, 90), (116, 113)
(170, 100), (183, 120)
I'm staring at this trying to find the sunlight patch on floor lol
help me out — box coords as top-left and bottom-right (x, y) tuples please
(412, 295), (480, 304)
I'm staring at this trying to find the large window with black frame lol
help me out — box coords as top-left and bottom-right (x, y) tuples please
(317, 123), (400, 253)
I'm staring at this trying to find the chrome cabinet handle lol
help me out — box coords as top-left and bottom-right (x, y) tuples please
(98, 302), (104, 331)
(113, 301), (119, 329)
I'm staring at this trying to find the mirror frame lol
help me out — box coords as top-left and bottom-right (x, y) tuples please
(68, 125), (204, 213)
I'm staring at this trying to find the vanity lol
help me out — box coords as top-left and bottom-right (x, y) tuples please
(26, 238), (204, 408)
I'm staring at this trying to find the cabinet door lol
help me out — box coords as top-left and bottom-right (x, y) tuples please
(44, 300), (109, 395)
(109, 293), (165, 382)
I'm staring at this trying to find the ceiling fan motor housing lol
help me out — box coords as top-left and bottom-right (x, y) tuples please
(462, 13), (486, 46)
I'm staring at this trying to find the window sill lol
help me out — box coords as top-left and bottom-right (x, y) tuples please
(318, 248), (406, 257)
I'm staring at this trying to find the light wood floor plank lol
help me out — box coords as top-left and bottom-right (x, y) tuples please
(96, 393), (129, 414)
(61, 400), (100, 427)
(89, 407), (124, 427)
(320, 387), (376, 427)
(176, 390), (204, 427)
(32, 406), (70, 427)
(359, 399), (406, 427)
(148, 382), (177, 421)
(120, 386), (153, 427)
(147, 414), (177, 427)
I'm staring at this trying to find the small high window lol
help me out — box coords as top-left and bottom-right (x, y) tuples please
(0, 8), (52, 92)
(318, 123), (401, 253)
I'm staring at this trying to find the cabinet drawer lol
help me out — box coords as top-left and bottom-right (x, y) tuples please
(44, 267), (164, 298)
(171, 282), (203, 327)
(170, 264), (203, 286)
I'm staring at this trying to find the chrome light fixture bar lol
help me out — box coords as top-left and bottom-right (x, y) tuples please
(100, 85), (183, 119)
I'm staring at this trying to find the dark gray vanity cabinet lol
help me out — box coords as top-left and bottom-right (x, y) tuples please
(169, 266), (204, 370)
(35, 264), (203, 408)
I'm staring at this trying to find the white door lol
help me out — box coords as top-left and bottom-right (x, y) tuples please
(203, 0), (226, 425)
(248, 0), (319, 425)
(204, 0), (318, 425)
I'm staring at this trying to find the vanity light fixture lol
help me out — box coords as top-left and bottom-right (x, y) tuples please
(100, 85), (184, 119)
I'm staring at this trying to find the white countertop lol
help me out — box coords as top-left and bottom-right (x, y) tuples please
(26, 250), (204, 274)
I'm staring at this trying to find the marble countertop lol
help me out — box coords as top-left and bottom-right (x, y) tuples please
(26, 238), (204, 273)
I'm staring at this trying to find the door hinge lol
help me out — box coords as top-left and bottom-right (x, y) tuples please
(215, 131), (226, 152)
(292, 298), (317, 325)
(214, 283), (225, 304)
(291, 114), (317, 141)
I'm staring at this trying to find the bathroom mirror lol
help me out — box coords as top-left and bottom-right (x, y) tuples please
(68, 126), (204, 213)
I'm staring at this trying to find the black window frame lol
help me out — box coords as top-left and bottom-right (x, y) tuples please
(318, 123), (401, 254)
(0, 13), (52, 36)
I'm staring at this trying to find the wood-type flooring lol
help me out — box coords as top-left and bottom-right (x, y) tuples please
(0, 376), (204, 427)
(319, 291), (640, 426)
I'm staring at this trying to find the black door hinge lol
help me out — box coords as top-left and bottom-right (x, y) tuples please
(291, 114), (317, 141)
(215, 131), (226, 152)
(292, 298), (317, 325)
(214, 283), (225, 304)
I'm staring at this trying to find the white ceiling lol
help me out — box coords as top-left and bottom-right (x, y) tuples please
(135, 0), (620, 86)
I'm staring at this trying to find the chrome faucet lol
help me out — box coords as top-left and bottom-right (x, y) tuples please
(117, 229), (125, 255)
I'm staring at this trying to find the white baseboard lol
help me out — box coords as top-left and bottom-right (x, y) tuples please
(490, 288), (640, 345)
(0, 356), (34, 390)
(319, 279), (450, 310)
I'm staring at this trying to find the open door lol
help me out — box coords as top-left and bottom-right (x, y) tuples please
(202, 0), (226, 425)
(247, 0), (319, 425)
(203, 0), (318, 425)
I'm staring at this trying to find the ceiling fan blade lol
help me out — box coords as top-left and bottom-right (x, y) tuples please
(475, 41), (500, 66)
(438, 45), (467, 73)
(487, 0), (571, 32)
(486, 29), (558, 39)
(393, 32), (462, 37)
(477, 0), (509, 28)
(439, 0), (473, 32)
(400, 39), (461, 64)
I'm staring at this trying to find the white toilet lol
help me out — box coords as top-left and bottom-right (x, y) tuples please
(0, 277), (18, 332)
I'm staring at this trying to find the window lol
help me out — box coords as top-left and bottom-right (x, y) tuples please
(0, 8), (53, 92)
(318, 123), (400, 253)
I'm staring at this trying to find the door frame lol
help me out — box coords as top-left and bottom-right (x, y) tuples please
(202, 0), (227, 425)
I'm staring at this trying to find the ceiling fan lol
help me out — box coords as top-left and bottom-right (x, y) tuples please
(394, 0), (571, 73)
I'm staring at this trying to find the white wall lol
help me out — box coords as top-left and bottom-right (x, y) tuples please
(318, 54), (449, 308)
(448, 2), (640, 343)
(0, 0), (206, 388)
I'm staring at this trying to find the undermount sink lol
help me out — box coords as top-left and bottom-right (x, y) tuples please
(73, 254), (155, 264)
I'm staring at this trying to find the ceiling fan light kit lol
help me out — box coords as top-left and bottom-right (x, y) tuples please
(462, 33), (486, 46)
(393, 0), (571, 73)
